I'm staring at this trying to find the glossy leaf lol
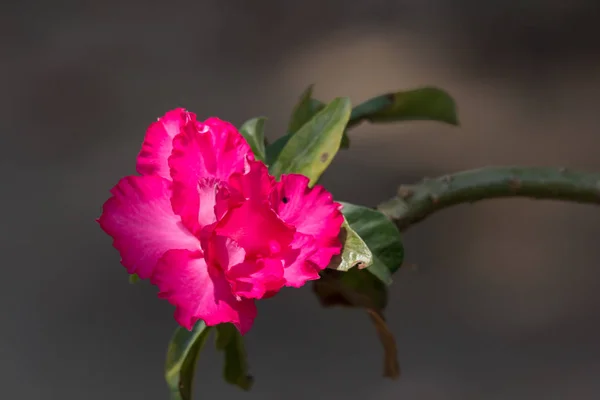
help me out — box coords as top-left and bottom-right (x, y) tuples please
(165, 321), (212, 400)
(327, 217), (373, 271)
(239, 117), (267, 162)
(348, 87), (458, 129)
(340, 202), (404, 278)
(265, 98), (325, 166)
(215, 323), (253, 391)
(269, 97), (351, 186)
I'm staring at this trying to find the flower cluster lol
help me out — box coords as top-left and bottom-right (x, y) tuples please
(98, 109), (343, 334)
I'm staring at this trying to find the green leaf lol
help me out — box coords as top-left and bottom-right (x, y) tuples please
(308, 99), (326, 117)
(327, 217), (373, 271)
(314, 267), (387, 310)
(165, 321), (212, 400)
(340, 202), (404, 278)
(313, 202), (404, 379)
(287, 84), (314, 134)
(265, 97), (325, 166)
(340, 133), (351, 149)
(239, 117), (267, 162)
(313, 203), (404, 380)
(348, 87), (459, 129)
(264, 135), (291, 167)
(313, 268), (400, 379)
(215, 324), (253, 391)
(128, 273), (140, 284)
(269, 97), (352, 186)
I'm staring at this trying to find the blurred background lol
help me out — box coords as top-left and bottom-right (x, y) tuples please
(2, 0), (600, 398)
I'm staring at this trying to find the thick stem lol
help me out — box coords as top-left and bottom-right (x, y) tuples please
(377, 166), (600, 231)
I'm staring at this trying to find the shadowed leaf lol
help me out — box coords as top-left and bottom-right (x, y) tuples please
(215, 323), (253, 391)
(313, 268), (400, 379)
(314, 268), (386, 310)
(239, 117), (267, 162)
(349, 87), (458, 127)
(165, 321), (212, 400)
(314, 201), (404, 379)
(339, 87), (458, 145)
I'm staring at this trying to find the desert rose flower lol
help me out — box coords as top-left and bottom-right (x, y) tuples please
(97, 109), (343, 334)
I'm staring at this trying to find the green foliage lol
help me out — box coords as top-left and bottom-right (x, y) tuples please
(265, 85), (326, 165)
(156, 83), (457, 393)
(128, 273), (140, 284)
(164, 321), (253, 399)
(312, 202), (405, 379)
(268, 86), (458, 157)
(340, 202), (404, 278)
(313, 268), (400, 379)
(348, 86), (459, 128)
(215, 324), (253, 391)
(165, 322), (212, 400)
(239, 117), (267, 162)
(286, 84), (326, 134)
(269, 97), (351, 186)
(327, 218), (374, 272)
(314, 267), (387, 310)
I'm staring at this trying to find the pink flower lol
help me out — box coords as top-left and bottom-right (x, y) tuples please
(97, 109), (343, 334)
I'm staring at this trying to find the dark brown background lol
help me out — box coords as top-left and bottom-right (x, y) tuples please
(2, 0), (600, 398)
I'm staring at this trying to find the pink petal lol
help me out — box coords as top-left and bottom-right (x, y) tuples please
(214, 183), (244, 222)
(228, 159), (274, 202)
(214, 200), (295, 258)
(169, 117), (252, 233)
(151, 249), (257, 334)
(281, 232), (322, 287)
(227, 258), (286, 299)
(271, 174), (343, 239)
(97, 175), (200, 279)
(207, 235), (284, 299)
(209, 235), (247, 269)
(171, 177), (221, 237)
(270, 174), (343, 270)
(136, 108), (189, 179)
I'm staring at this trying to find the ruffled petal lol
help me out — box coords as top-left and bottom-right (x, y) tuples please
(136, 108), (189, 179)
(169, 117), (252, 233)
(208, 235), (285, 299)
(228, 159), (274, 202)
(151, 249), (257, 334)
(209, 235), (247, 269)
(281, 232), (321, 287)
(270, 174), (343, 270)
(214, 200), (295, 258)
(227, 258), (286, 299)
(97, 175), (200, 279)
(271, 174), (343, 239)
